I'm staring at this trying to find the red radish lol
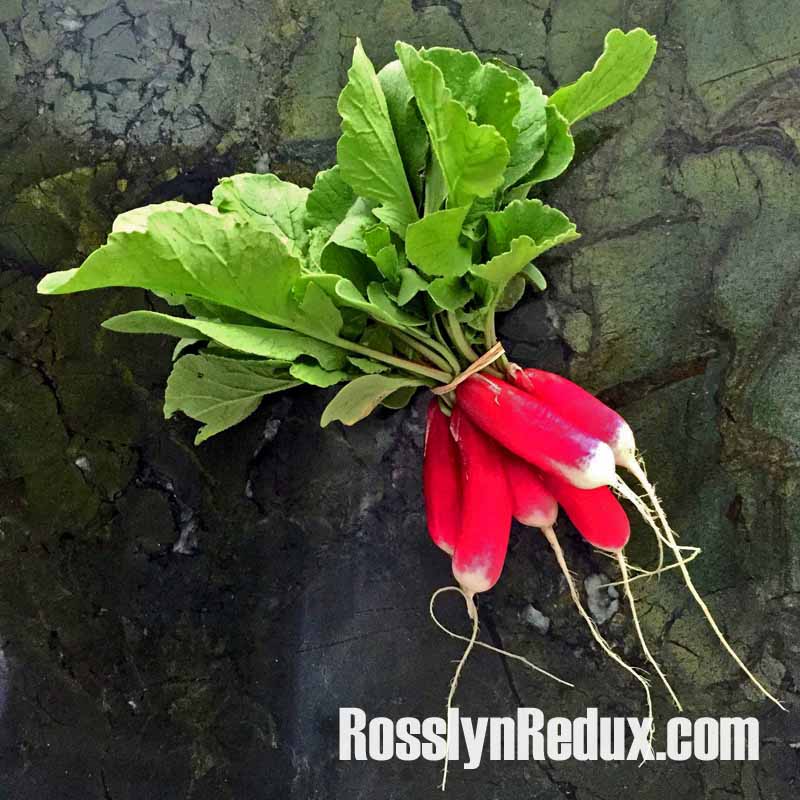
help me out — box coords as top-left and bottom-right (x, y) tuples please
(455, 374), (616, 490)
(449, 407), (512, 609)
(503, 453), (558, 529)
(423, 400), (461, 555)
(508, 366), (636, 469)
(539, 472), (630, 551)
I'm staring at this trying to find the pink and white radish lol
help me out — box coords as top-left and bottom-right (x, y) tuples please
(423, 399), (462, 556)
(455, 374), (616, 490)
(508, 364), (785, 710)
(503, 452), (558, 529)
(449, 406), (512, 613)
(539, 471), (630, 552)
(509, 366), (637, 469)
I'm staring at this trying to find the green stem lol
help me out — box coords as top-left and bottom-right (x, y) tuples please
(392, 330), (454, 375)
(445, 310), (480, 363)
(404, 327), (461, 374)
(331, 334), (450, 383)
(483, 286), (510, 373)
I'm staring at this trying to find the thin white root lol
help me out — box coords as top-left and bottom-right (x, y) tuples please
(613, 475), (674, 554)
(438, 589), (479, 792)
(626, 456), (788, 712)
(541, 526), (654, 735)
(616, 551), (683, 712)
(597, 545), (702, 588)
(429, 585), (576, 791)
(428, 587), (574, 688)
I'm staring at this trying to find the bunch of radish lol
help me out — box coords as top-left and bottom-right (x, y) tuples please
(424, 366), (786, 724)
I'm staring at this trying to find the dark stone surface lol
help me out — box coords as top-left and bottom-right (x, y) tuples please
(1, 1), (799, 797)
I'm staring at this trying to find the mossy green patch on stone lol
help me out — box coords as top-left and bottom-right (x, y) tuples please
(567, 222), (711, 389)
(278, 0), (470, 142)
(0, 0), (23, 23)
(671, 0), (800, 118)
(0, 164), (118, 268)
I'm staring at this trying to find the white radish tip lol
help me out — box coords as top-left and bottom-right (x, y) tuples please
(463, 591), (477, 620)
(551, 440), (617, 490)
(613, 424), (637, 465)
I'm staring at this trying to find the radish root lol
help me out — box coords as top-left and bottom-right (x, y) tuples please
(541, 526), (654, 735)
(429, 587), (574, 687)
(616, 550), (683, 712)
(436, 588), (479, 792)
(624, 457), (787, 712)
(429, 586), (575, 791)
(597, 544), (702, 587)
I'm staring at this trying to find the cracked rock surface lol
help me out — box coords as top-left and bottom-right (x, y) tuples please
(1, 1), (799, 797)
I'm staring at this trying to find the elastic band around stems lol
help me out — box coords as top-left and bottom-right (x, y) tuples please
(431, 342), (505, 395)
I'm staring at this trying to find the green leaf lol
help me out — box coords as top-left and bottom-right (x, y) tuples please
(405, 206), (472, 278)
(337, 39), (419, 236)
(377, 59), (429, 203)
(491, 61), (548, 188)
(363, 223), (402, 282)
(173, 337), (200, 361)
(495, 274), (526, 311)
(102, 311), (347, 369)
(366, 282), (426, 327)
(298, 281), (343, 339)
(165, 353), (300, 444)
(427, 276), (473, 311)
(471, 199), (579, 283)
(423, 153), (447, 215)
(317, 198), (383, 291)
(317, 246), (379, 294)
(507, 106), (574, 199)
(396, 42), (509, 207)
(306, 165), (356, 231)
(548, 28), (657, 125)
(289, 362), (349, 387)
(347, 356), (391, 374)
(397, 268), (429, 305)
(420, 48), (520, 145)
(211, 173), (309, 255)
(486, 199), (578, 256)
(38, 204), (304, 327)
(360, 325), (394, 354)
(334, 279), (425, 328)
(527, 106), (575, 184)
(381, 384), (419, 409)
(320, 374), (426, 426)
(322, 197), (379, 253)
(522, 263), (547, 291)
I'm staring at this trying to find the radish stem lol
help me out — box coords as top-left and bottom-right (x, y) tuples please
(392, 329), (455, 375)
(405, 327), (462, 373)
(334, 336), (451, 382)
(483, 286), (510, 373)
(445, 310), (480, 363)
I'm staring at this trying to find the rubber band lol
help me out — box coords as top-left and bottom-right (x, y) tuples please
(431, 342), (505, 395)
